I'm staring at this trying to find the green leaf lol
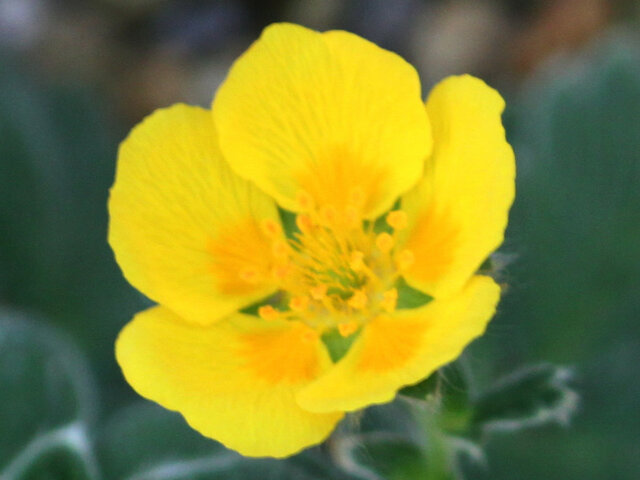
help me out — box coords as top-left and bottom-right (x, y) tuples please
(485, 30), (639, 478)
(0, 309), (100, 479)
(351, 400), (422, 437)
(98, 402), (353, 480)
(331, 432), (429, 480)
(471, 363), (578, 434)
(504, 30), (640, 364)
(448, 436), (488, 480)
(97, 402), (225, 480)
(335, 401), (476, 480)
(331, 429), (486, 480)
(0, 59), (146, 401)
(8, 424), (101, 480)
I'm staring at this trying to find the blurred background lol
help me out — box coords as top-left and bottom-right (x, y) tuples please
(1, 0), (639, 479)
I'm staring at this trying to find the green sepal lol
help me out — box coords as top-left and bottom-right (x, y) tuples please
(277, 207), (300, 239)
(395, 277), (433, 310)
(399, 372), (439, 401)
(322, 328), (360, 363)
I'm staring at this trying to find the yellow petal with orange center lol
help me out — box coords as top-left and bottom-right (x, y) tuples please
(212, 23), (431, 219)
(116, 306), (342, 458)
(399, 75), (515, 299)
(296, 275), (500, 413)
(108, 104), (282, 325)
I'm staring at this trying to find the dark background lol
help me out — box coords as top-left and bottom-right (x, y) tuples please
(1, 0), (639, 479)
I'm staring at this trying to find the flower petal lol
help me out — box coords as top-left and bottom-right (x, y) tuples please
(212, 23), (431, 219)
(116, 306), (343, 458)
(109, 104), (282, 325)
(296, 276), (500, 413)
(399, 75), (515, 298)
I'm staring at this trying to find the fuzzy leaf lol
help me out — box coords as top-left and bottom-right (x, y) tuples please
(0, 309), (99, 479)
(98, 402), (352, 480)
(331, 432), (429, 480)
(472, 363), (578, 434)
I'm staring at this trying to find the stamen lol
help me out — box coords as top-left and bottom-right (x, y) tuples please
(338, 321), (359, 337)
(347, 290), (368, 310)
(349, 251), (365, 271)
(344, 205), (361, 229)
(261, 219), (280, 238)
(301, 328), (318, 343)
(295, 214), (313, 233)
(262, 188), (410, 332)
(272, 240), (289, 259)
(348, 187), (366, 208)
(309, 284), (328, 300)
(387, 210), (408, 231)
(396, 249), (415, 271)
(296, 190), (314, 211)
(289, 295), (309, 312)
(258, 305), (279, 321)
(375, 232), (394, 253)
(239, 268), (261, 284)
(272, 264), (291, 280)
(319, 205), (337, 225)
(380, 288), (398, 313)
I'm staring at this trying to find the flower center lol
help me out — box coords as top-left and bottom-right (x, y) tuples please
(257, 190), (414, 337)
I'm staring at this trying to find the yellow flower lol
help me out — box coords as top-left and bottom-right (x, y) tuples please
(109, 23), (515, 458)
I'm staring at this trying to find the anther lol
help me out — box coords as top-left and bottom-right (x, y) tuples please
(239, 268), (261, 284)
(258, 305), (279, 321)
(296, 213), (313, 233)
(375, 233), (394, 253)
(387, 210), (408, 231)
(310, 284), (328, 300)
(301, 328), (318, 343)
(296, 190), (315, 211)
(381, 288), (398, 313)
(261, 219), (280, 238)
(272, 240), (289, 259)
(349, 251), (365, 271)
(319, 205), (337, 225)
(289, 295), (309, 312)
(344, 205), (361, 229)
(348, 187), (366, 208)
(272, 264), (291, 280)
(396, 249), (415, 271)
(338, 321), (359, 337)
(347, 290), (368, 310)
